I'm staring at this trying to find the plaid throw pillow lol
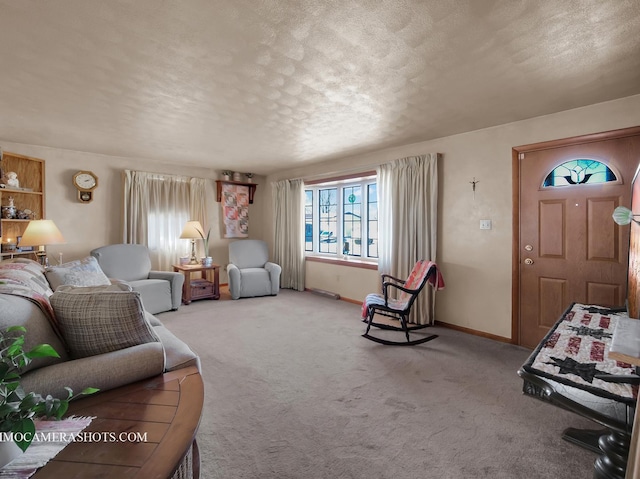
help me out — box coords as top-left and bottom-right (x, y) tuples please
(50, 289), (160, 359)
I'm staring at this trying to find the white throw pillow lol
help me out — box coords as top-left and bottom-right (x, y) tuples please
(45, 256), (111, 291)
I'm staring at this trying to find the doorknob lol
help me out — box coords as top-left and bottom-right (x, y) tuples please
(524, 258), (534, 265)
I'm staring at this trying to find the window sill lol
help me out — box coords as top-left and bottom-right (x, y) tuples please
(305, 255), (378, 270)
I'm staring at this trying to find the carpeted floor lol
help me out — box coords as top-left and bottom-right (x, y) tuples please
(158, 289), (598, 479)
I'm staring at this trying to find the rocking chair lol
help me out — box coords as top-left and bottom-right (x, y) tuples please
(362, 260), (444, 346)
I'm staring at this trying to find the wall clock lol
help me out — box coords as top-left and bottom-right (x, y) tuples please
(72, 171), (98, 203)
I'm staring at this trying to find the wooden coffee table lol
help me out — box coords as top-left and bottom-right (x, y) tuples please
(32, 366), (203, 478)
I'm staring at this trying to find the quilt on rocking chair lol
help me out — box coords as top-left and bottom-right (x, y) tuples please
(361, 260), (445, 346)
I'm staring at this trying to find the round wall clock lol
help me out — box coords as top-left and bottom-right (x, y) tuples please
(72, 171), (98, 203)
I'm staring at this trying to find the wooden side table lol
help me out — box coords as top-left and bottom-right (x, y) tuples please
(33, 367), (203, 478)
(172, 263), (220, 304)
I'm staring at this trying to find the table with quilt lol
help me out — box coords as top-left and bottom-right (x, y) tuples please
(518, 303), (639, 479)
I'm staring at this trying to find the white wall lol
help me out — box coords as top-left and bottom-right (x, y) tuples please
(0, 143), (267, 284)
(3, 94), (639, 339)
(266, 94), (640, 340)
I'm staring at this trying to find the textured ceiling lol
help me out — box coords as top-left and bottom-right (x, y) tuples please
(0, 1), (639, 175)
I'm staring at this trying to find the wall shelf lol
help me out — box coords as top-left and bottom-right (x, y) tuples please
(215, 180), (258, 204)
(1, 152), (45, 244)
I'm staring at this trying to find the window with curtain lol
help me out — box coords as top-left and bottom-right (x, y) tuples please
(123, 170), (207, 271)
(304, 175), (377, 261)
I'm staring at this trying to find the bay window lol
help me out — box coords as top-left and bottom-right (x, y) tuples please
(305, 176), (377, 260)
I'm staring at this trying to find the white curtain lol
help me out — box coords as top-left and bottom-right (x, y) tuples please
(189, 177), (208, 256)
(123, 170), (201, 271)
(272, 179), (305, 291)
(377, 153), (439, 325)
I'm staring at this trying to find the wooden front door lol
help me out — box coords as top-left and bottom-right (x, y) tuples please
(518, 134), (640, 349)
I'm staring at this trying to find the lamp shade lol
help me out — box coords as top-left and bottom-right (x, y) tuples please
(180, 220), (204, 239)
(18, 220), (66, 247)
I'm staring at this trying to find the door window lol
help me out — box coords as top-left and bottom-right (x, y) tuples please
(542, 159), (619, 187)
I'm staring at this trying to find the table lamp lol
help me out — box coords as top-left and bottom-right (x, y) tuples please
(18, 219), (66, 266)
(180, 220), (204, 265)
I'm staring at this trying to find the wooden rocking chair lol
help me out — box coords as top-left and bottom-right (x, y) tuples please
(362, 260), (444, 346)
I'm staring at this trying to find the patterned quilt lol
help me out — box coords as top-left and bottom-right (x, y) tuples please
(522, 302), (638, 404)
(0, 259), (59, 334)
(361, 261), (445, 318)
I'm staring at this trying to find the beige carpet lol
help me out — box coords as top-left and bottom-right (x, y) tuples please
(158, 289), (598, 479)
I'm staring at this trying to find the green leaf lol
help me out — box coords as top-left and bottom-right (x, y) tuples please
(12, 418), (35, 452)
(4, 326), (26, 335)
(0, 403), (19, 416)
(19, 393), (40, 411)
(6, 343), (23, 357)
(26, 344), (60, 359)
(81, 387), (100, 395)
(54, 401), (68, 420)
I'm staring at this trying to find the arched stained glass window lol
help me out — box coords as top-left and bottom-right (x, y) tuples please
(543, 159), (618, 187)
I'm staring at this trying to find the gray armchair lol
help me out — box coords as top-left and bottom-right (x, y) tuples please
(90, 244), (184, 314)
(228, 240), (281, 300)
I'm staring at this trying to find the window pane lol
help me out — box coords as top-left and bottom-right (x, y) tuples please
(367, 183), (378, 258)
(342, 186), (361, 256)
(305, 190), (313, 252)
(318, 188), (337, 254)
(543, 159), (617, 187)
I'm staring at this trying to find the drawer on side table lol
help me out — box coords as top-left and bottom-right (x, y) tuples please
(190, 279), (216, 300)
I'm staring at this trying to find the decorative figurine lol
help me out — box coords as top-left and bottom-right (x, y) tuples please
(1, 197), (16, 219)
(6, 172), (19, 188)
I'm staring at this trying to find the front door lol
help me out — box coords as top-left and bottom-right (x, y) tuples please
(518, 134), (640, 349)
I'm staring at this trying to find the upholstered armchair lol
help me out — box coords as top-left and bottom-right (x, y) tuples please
(90, 244), (184, 314)
(227, 240), (281, 300)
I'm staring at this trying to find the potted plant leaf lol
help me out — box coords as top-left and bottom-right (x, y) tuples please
(0, 326), (98, 464)
(221, 171), (232, 181)
(194, 224), (213, 267)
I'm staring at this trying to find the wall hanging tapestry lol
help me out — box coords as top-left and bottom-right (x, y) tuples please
(222, 183), (249, 238)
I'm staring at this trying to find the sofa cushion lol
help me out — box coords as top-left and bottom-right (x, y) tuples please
(50, 289), (161, 359)
(45, 256), (111, 291)
(20, 342), (165, 399)
(0, 294), (69, 373)
(152, 323), (201, 371)
(129, 279), (173, 315)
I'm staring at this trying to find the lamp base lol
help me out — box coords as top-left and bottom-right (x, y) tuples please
(35, 251), (49, 267)
(188, 239), (199, 265)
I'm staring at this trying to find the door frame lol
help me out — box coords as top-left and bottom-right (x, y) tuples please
(511, 125), (640, 346)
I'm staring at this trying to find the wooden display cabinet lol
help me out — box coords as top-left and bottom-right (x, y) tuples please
(0, 152), (45, 258)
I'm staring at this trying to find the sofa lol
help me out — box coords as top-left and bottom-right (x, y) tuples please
(0, 257), (199, 400)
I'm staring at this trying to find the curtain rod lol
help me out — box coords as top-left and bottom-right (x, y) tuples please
(304, 170), (376, 185)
